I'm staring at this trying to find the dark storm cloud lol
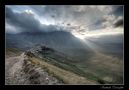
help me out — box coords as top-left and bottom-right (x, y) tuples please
(6, 7), (15, 19)
(108, 6), (123, 28)
(113, 6), (123, 16)
(6, 7), (61, 33)
(6, 7), (42, 32)
(114, 18), (123, 27)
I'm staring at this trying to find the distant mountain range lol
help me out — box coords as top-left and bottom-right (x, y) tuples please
(85, 34), (123, 59)
(6, 31), (93, 61)
(6, 30), (123, 60)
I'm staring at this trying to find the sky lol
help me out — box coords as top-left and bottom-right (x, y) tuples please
(5, 5), (124, 39)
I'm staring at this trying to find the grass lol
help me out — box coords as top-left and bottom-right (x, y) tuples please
(27, 55), (97, 84)
(40, 53), (101, 82)
(29, 53), (105, 84)
(40, 55), (97, 81)
(6, 48), (22, 57)
(48, 54), (122, 84)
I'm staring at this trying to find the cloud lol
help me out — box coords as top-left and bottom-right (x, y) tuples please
(5, 7), (64, 33)
(112, 6), (123, 16)
(5, 23), (19, 33)
(6, 7), (41, 32)
(113, 16), (123, 27)
(29, 5), (113, 27)
(5, 5), (124, 36)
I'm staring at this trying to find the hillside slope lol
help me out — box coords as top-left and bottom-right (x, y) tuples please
(5, 48), (97, 85)
(26, 45), (123, 84)
(5, 48), (64, 85)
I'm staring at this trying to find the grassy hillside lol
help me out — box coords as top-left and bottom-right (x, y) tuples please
(26, 47), (123, 84)
(26, 55), (97, 84)
(5, 47), (123, 84)
(6, 48), (22, 57)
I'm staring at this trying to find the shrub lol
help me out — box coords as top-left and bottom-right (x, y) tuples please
(97, 79), (105, 84)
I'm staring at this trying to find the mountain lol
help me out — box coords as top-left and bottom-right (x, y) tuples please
(85, 34), (123, 59)
(6, 31), (82, 49)
(6, 31), (93, 61)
